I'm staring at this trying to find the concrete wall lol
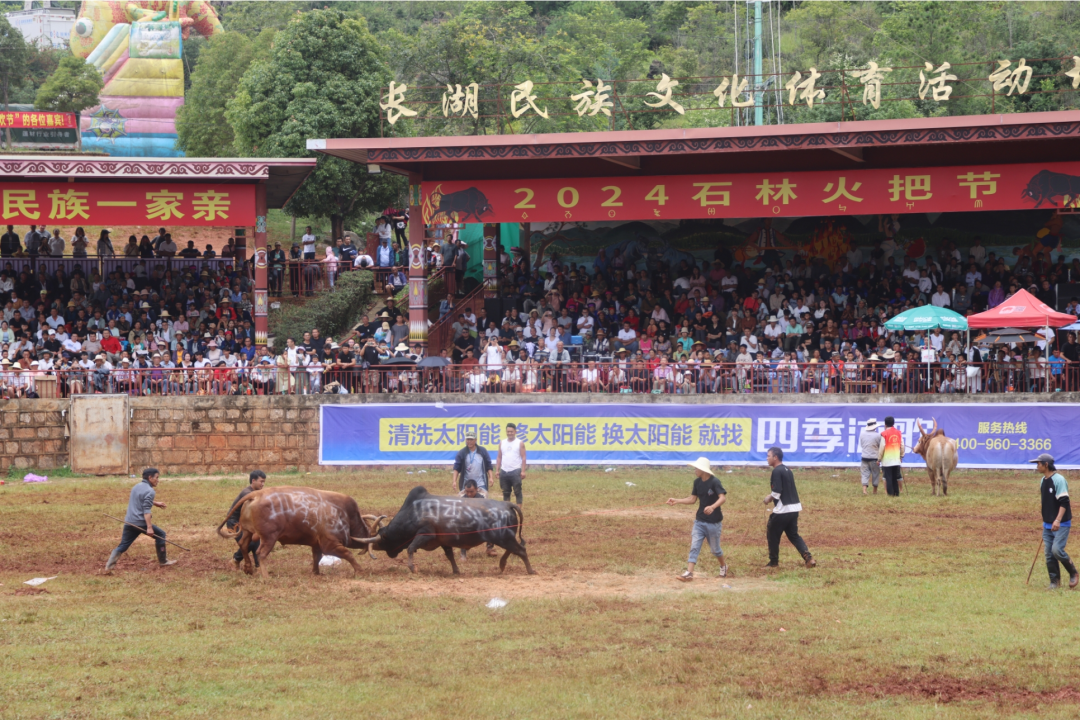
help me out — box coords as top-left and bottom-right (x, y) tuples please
(1, 392), (1077, 474)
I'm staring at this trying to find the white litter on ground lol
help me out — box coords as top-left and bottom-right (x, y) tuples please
(24, 576), (57, 586)
(625, 482), (636, 487)
(604, 468), (614, 472)
(486, 597), (508, 609)
(318, 556), (342, 567)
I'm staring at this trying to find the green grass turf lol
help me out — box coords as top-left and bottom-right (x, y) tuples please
(1, 466), (1078, 719)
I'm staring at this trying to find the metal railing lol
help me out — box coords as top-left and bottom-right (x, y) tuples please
(10, 360), (1076, 398)
(427, 281), (484, 354)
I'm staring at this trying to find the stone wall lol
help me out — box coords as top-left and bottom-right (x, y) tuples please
(1, 392), (1077, 474)
(0, 399), (69, 472)
(128, 397), (322, 474)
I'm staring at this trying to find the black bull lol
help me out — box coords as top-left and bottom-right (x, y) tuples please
(437, 187), (493, 222)
(1022, 170), (1080, 208)
(356, 486), (536, 575)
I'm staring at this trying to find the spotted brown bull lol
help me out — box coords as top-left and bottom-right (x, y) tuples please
(913, 418), (959, 496)
(217, 486), (386, 577)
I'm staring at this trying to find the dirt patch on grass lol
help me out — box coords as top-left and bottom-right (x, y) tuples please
(834, 673), (1080, 706)
(348, 568), (778, 600)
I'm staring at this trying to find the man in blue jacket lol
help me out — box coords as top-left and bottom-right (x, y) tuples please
(106, 468), (176, 571)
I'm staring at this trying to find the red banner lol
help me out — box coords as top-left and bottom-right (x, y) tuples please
(422, 161), (1080, 225)
(0, 183), (255, 227)
(0, 112), (77, 129)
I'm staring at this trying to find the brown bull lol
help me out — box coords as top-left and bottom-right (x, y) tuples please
(216, 486), (387, 577)
(913, 418), (959, 496)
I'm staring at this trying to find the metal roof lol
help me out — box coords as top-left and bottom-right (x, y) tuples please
(0, 156), (317, 208)
(308, 111), (1080, 182)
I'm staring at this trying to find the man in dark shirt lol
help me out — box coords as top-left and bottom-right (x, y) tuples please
(763, 447), (816, 569)
(226, 470), (266, 571)
(1032, 453), (1077, 589)
(668, 456), (728, 581)
(0, 225), (21, 256)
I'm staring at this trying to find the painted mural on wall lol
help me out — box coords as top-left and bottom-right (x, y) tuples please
(69, 1), (222, 157)
(531, 209), (1080, 276)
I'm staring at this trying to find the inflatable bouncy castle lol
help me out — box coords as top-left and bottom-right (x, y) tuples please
(69, 1), (222, 156)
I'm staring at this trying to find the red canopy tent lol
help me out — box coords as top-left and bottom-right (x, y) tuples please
(967, 289), (1077, 329)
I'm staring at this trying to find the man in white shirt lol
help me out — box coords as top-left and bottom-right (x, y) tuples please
(965, 264), (982, 287)
(917, 270), (932, 295)
(62, 333), (82, 356)
(763, 316), (784, 345)
(616, 322), (638, 353)
(353, 252), (374, 269)
(496, 423), (527, 506)
(45, 309), (66, 330)
(902, 261), (921, 285)
(969, 237), (986, 266)
(576, 310), (594, 335)
(928, 328), (945, 353)
(931, 285), (951, 307)
(301, 226), (317, 260)
(741, 328), (759, 355)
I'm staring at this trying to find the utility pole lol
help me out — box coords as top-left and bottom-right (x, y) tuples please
(753, 0), (763, 126)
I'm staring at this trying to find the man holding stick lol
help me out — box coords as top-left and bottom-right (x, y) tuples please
(226, 470), (266, 570)
(105, 468), (176, 571)
(1032, 453), (1078, 590)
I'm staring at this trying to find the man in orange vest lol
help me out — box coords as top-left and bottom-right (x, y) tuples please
(879, 416), (905, 496)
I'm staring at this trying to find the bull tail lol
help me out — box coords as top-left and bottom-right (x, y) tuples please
(216, 493), (259, 539)
(510, 504), (525, 547)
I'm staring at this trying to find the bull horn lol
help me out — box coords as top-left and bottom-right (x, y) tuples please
(932, 417), (939, 435)
(351, 536), (381, 544)
(917, 418), (927, 436)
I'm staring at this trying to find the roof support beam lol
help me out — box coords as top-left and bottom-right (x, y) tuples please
(601, 155), (640, 170)
(831, 147), (864, 163)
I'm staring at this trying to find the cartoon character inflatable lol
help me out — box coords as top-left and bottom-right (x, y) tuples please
(69, 1), (222, 157)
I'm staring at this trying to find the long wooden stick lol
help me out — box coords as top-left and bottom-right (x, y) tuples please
(1026, 533), (1044, 585)
(103, 514), (190, 551)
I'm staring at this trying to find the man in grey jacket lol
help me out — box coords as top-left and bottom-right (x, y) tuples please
(858, 418), (882, 495)
(105, 468), (176, 571)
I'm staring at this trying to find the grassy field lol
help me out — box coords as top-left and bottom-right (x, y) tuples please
(1, 466), (1079, 719)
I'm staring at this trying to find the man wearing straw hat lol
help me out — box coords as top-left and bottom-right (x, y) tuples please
(858, 418), (883, 495)
(667, 456), (728, 581)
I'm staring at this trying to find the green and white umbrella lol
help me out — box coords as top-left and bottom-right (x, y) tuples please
(884, 305), (968, 332)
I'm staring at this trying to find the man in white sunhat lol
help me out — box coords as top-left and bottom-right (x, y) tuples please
(858, 418), (882, 495)
(667, 456), (728, 581)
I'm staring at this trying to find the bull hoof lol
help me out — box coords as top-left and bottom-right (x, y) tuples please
(408, 565), (416, 573)
(527, 570), (538, 575)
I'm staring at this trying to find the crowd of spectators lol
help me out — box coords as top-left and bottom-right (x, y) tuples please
(4, 217), (1079, 398)
(434, 230), (1080, 395)
(0, 225), (259, 398)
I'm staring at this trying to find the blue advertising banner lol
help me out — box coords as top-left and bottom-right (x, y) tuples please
(319, 403), (1076, 469)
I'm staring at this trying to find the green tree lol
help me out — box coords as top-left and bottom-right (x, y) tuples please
(35, 54), (102, 151)
(227, 9), (402, 240)
(0, 15), (28, 148)
(177, 29), (275, 157)
(221, 0), (304, 35)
